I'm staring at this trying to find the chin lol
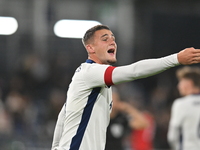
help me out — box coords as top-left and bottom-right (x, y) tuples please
(107, 59), (117, 65)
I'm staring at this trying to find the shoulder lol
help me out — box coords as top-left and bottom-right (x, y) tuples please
(81, 63), (111, 73)
(174, 95), (199, 104)
(74, 63), (109, 72)
(172, 95), (195, 111)
(172, 97), (187, 111)
(82, 62), (110, 68)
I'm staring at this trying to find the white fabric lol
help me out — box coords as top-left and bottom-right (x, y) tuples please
(52, 63), (112, 150)
(168, 94), (200, 150)
(52, 53), (179, 150)
(52, 104), (65, 150)
(112, 54), (179, 84)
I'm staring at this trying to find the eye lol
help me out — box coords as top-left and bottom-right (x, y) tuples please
(102, 38), (108, 41)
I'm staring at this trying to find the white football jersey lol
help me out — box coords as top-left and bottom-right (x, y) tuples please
(57, 60), (114, 150)
(52, 54), (179, 150)
(168, 94), (200, 150)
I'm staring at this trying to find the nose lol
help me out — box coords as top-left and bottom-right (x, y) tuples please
(110, 39), (116, 46)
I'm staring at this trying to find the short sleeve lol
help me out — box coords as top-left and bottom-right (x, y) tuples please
(82, 64), (115, 88)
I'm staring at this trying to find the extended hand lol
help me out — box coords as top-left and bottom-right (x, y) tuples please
(177, 47), (200, 65)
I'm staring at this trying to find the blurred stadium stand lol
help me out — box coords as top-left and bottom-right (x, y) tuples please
(0, 0), (200, 149)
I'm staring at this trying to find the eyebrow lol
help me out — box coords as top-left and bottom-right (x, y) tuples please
(101, 33), (115, 38)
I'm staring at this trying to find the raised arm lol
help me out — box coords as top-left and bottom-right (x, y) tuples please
(111, 47), (200, 85)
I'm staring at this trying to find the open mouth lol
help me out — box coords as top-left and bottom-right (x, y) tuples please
(107, 48), (115, 54)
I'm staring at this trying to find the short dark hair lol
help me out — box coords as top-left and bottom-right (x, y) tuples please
(82, 25), (110, 46)
(176, 66), (200, 88)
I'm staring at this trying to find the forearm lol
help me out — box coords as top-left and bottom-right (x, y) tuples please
(112, 54), (179, 84)
(120, 102), (148, 129)
(127, 107), (148, 129)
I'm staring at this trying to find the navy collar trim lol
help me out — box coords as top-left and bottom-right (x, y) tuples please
(86, 59), (96, 64)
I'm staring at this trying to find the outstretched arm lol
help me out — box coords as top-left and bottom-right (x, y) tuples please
(111, 47), (200, 85)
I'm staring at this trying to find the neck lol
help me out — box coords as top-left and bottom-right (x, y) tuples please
(191, 87), (200, 94)
(88, 56), (102, 64)
(184, 88), (200, 96)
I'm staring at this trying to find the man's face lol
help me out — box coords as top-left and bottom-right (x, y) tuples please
(177, 78), (194, 96)
(89, 29), (117, 65)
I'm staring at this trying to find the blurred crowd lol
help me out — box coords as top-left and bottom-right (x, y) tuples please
(0, 52), (178, 150)
(0, 52), (74, 149)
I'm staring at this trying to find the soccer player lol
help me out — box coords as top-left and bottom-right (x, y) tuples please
(168, 66), (200, 150)
(52, 25), (200, 150)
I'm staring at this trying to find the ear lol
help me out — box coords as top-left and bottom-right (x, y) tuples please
(86, 44), (95, 54)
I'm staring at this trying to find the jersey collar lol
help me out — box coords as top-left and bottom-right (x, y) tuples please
(86, 59), (96, 64)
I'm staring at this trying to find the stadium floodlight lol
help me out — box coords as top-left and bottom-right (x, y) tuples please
(54, 19), (101, 38)
(0, 16), (18, 35)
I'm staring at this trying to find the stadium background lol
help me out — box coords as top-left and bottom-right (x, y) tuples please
(0, 0), (200, 149)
